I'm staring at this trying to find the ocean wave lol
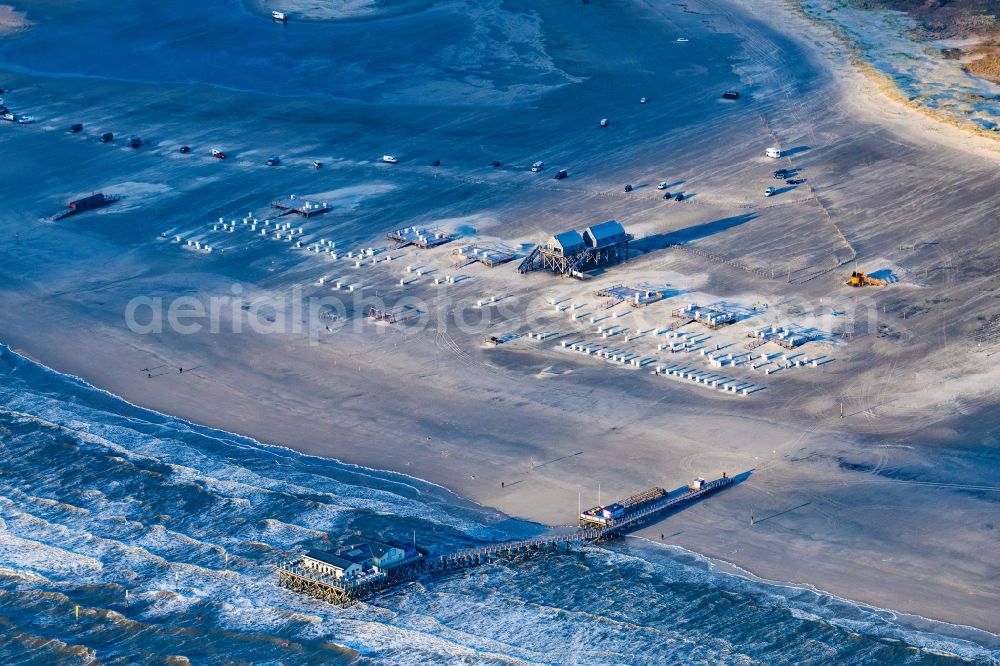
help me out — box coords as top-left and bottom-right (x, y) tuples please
(0, 345), (997, 664)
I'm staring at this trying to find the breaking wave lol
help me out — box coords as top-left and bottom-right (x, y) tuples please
(0, 345), (997, 665)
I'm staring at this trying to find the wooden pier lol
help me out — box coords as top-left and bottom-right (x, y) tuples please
(431, 476), (733, 571)
(277, 475), (734, 604)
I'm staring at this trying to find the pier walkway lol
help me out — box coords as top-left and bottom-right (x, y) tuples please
(428, 476), (733, 572)
(278, 475), (735, 603)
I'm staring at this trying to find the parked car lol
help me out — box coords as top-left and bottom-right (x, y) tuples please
(381, 155), (398, 164)
(722, 90), (740, 100)
(69, 123), (83, 133)
(17, 115), (35, 124)
(265, 155), (280, 166)
(600, 118), (609, 127)
(312, 160), (323, 168)
(662, 192), (672, 200)
(100, 132), (114, 143)
(674, 192), (685, 201)
(128, 135), (142, 148)
(211, 148), (226, 159)
(531, 161), (544, 172)
(554, 169), (568, 180)
(773, 169), (788, 179)
(491, 160), (501, 167)
(657, 181), (668, 190)
(179, 145), (191, 154)
(430, 159), (440, 167)
(640, 97), (648, 104)
(764, 187), (776, 197)
(624, 184), (633, 192)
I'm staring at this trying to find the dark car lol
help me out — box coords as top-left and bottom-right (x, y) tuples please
(266, 155), (280, 166)
(624, 184), (633, 192)
(69, 123), (83, 133)
(674, 192), (685, 201)
(491, 160), (501, 168)
(100, 132), (114, 143)
(129, 135), (143, 148)
(773, 169), (788, 179)
(430, 159), (441, 167)
(554, 169), (568, 180)
(786, 178), (797, 185)
(179, 145), (191, 154)
(722, 90), (740, 100)
(662, 192), (672, 200)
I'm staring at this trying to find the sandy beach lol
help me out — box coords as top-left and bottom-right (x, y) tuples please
(0, 4), (29, 35)
(1, 0), (998, 641)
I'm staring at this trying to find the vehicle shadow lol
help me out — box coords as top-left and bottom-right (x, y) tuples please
(633, 212), (756, 251)
(783, 145), (811, 156)
(768, 186), (797, 197)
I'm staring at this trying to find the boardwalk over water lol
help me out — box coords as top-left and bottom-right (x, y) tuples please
(277, 476), (736, 603)
(428, 476), (733, 572)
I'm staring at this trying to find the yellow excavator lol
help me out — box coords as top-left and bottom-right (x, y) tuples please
(846, 270), (888, 287)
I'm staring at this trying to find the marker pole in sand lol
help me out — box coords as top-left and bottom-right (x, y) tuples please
(224, 552), (229, 570)
(75, 604), (79, 625)
(125, 589), (129, 611)
(750, 507), (755, 526)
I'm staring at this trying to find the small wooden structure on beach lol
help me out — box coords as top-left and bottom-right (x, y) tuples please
(270, 196), (330, 217)
(48, 193), (121, 221)
(387, 226), (453, 249)
(453, 243), (516, 268)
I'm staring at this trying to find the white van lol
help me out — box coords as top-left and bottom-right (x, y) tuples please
(382, 155), (398, 164)
(765, 147), (782, 159)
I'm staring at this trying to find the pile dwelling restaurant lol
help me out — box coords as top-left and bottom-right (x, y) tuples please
(277, 536), (423, 604)
(519, 219), (633, 277)
(579, 486), (669, 528)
